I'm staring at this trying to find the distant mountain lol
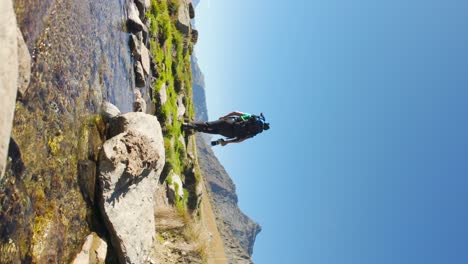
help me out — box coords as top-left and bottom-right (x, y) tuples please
(191, 53), (261, 262)
(196, 135), (261, 262)
(191, 55), (208, 122)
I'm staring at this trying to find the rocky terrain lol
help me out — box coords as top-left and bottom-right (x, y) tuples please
(0, 0), (213, 263)
(0, 0), (259, 263)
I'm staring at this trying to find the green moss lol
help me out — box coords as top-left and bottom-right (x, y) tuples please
(47, 134), (64, 156)
(156, 233), (165, 243)
(31, 203), (55, 259)
(148, 0), (197, 217)
(166, 175), (173, 185)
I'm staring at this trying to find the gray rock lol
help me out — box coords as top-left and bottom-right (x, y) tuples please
(100, 101), (121, 123)
(72, 233), (107, 264)
(0, 0), (19, 179)
(134, 0), (151, 18)
(167, 171), (184, 203)
(129, 34), (142, 60)
(98, 112), (165, 264)
(17, 27), (31, 97)
(159, 83), (167, 106)
(142, 24), (149, 46)
(108, 112), (164, 142)
(130, 33), (150, 76)
(140, 44), (150, 75)
(133, 89), (146, 113)
(134, 61), (145, 87)
(176, 94), (186, 120)
(176, 0), (191, 36)
(127, 2), (144, 32)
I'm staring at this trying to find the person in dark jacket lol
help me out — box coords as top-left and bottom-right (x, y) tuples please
(182, 111), (270, 146)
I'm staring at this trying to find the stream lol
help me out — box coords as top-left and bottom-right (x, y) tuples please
(0, 0), (137, 262)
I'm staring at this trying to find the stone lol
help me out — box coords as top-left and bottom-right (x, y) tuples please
(72, 233), (107, 264)
(159, 83), (167, 106)
(133, 89), (146, 113)
(191, 29), (199, 44)
(129, 34), (142, 60)
(134, 0), (151, 18)
(0, 0), (19, 180)
(127, 2), (144, 32)
(176, 94), (186, 120)
(98, 112), (165, 264)
(150, 58), (158, 78)
(130, 33), (150, 76)
(135, 61), (145, 87)
(167, 171), (184, 203)
(142, 24), (149, 46)
(108, 112), (164, 142)
(140, 44), (150, 75)
(176, 0), (191, 36)
(17, 27), (31, 97)
(100, 101), (121, 123)
(189, 2), (195, 19)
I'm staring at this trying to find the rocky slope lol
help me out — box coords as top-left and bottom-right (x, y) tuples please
(1, 0), (258, 262)
(0, 0), (206, 263)
(195, 135), (261, 263)
(191, 55), (208, 122)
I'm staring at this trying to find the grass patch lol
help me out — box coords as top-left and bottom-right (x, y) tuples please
(147, 0), (194, 179)
(147, 1), (207, 261)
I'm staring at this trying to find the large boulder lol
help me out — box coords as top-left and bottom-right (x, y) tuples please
(72, 233), (107, 264)
(98, 112), (165, 264)
(0, 0), (19, 179)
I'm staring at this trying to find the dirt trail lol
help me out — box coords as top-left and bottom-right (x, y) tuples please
(200, 179), (228, 264)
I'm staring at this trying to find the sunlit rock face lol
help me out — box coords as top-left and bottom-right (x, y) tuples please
(0, 0), (19, 180)
(98, 112), (165, 264)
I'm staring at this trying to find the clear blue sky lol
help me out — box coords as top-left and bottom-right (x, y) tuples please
(195, 1), (468, 263)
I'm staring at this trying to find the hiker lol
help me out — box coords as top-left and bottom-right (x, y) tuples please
(182, 111), (270, 146)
